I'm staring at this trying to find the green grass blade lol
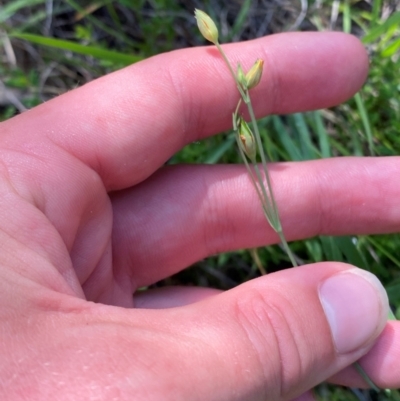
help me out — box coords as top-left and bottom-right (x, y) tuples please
(386, 278), (400, 305)
(0, 0), (46, 23)
(362, 11), (400, 43)
(10, 33), (142, 65)
(305, 239), (323, 262)
(311, 111), (331, 158)
(381, 37), (400, 57)
(7, 3), (71, 33)
(291, 113), (319, 159)
(65, 0), (136, 47)
(348, 125), (363, 156)
(320, 236), (369, 270)
(329, 137), (352, 156)
(227, 0), (252, 40)
(365, 236), (400, 269)
(320, 236), (343, 262)
(106, 3), (122, 30)
(272, 116), (302, 160)
(354, 93), (374, 155)
(342, 0), (351, 34)
(371, 0), (382, 23)
(204, 135), (236, 164)
(335, 236), (369, 270)
(258, 117), (279, 161)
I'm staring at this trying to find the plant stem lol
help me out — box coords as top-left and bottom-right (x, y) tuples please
(246, 96), (281, 229)
(354, 363), (380, 392)
(277, 231), (298, 267)
(246, 95), (298, 266)
(215, 42), (247, 101)
(218, 42), (295, 268)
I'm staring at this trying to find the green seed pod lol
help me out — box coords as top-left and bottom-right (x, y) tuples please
(245, 59), (264, 90)
(237, 116), (256, 160)
(194, 9), (219, 45)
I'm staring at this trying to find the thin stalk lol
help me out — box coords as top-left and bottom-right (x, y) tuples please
(253, 164), (276, 222)
(250, 248), (267, 275)
(354, 93), (374, 155)
(235, 104), (297, 266)
(277, 231), (298, 267)
(246, 97), (280, 226)
(215, 42), (247, 101)
(247, 97), (298, 266)
(235, 137), (265, 207)
(219, 41), (296, 267)
(235, 134), (274, 226)
(354, 363), (380, 392)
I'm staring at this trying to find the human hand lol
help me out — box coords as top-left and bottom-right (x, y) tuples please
(0, 32), (399, 400)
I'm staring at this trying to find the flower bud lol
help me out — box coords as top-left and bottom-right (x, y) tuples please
(194, 9), (219, 44)
(237, 116), (256, 160)
(245, 59), (264, 90)
(236, 63), (247, 90)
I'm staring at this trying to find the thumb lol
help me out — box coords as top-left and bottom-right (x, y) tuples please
(175, 262), (388, 400)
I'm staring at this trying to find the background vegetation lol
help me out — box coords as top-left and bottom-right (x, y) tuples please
(1, 0), (399, 399)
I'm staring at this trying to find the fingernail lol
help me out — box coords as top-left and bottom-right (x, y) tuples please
(319, 268), (389, 354)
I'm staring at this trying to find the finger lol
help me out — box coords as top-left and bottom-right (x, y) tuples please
(134, 286), (221, 309)
(328, 320), (400, 389)
(0, 33), (367, 190)
(108, 263), (388, 400)
(178, 264), (389, 399)
(111, 157), (400, 287)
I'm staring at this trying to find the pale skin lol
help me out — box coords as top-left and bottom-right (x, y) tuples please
(0, 32), (399, 400)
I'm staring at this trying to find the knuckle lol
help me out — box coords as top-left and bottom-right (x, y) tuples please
(233, 285), (306, 398)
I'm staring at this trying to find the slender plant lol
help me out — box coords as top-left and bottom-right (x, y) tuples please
(194, 9), (297, 267)
(194, 8), (382, 392)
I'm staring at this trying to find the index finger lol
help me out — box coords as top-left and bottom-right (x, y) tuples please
(1, 32), (368, 190)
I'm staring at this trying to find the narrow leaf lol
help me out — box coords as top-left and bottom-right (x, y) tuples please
(11, 33), (142, 65)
